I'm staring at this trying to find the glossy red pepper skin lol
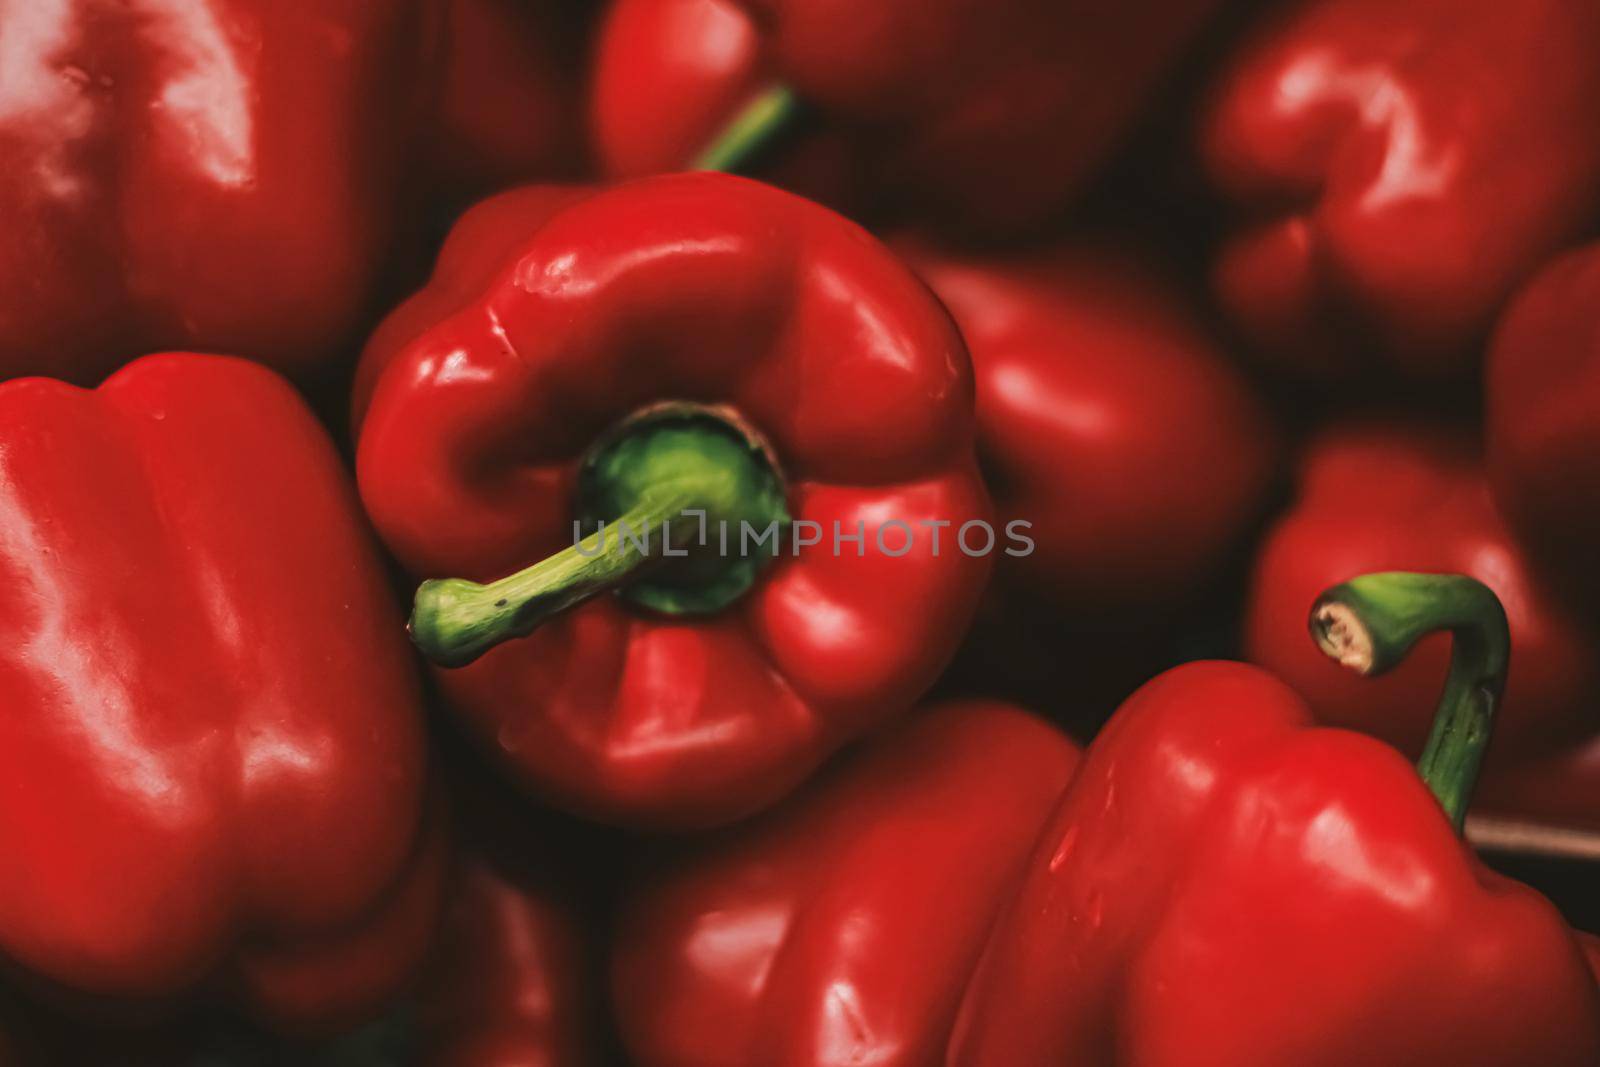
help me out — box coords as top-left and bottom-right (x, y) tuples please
(1486, 242), (1600, 605)
(1244, 423), (1600, 819)
(590, 0), (766, 179)
(613, 699), (1079, 1067)
(0, 1), (431, 385)
(233, 795), (446, 1033)
(351, 183), (588, 429)
(0, 354), (437, 1028)
(901, 244), (1277, 616)
(591, 0), (864, 214)
(417, 855), (593, 1067)
(1202, 0), (1600, 378)
(428, 0), (592, 205)
(949, 661), (1600, 1065)
(592, 0), (1222, 233)
(355, 172), (992, 828)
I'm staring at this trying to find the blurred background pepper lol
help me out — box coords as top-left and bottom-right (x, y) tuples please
(591, 0), (1229, 233)
(1200, 0), (1600, 379)
(0, 2), (430, 386)
(613, 699), (1078, 1067)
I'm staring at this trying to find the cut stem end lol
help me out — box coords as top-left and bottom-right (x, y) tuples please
(1308, 572), (1510, 833)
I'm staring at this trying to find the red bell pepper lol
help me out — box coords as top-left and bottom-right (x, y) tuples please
(590, 0), (745, 181)
(591, 0), (1225, 232)
(427, 0), (593, 206)
(591, 0), (865, 214)
(0, 354), (439, 1028)
(417, 854), (594, 1066)
(1486, 241), (1600, 606)
(612, 699), (1079, 1067)
(354, 172), (992, 827)
(1244, 422), (1600, 822)
(900, 242), (1277, 616)
(1201, 0), (1600, 378)
(0, 1), (431, 385)
(412, 759), (602, 1067)
(1478, 257), (1600, 826)
(951, 573), (1600, 1064)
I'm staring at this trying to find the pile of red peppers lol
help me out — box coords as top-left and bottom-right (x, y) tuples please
(2, 0), (1599, 1063)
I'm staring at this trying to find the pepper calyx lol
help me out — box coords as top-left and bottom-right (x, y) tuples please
(409, 402), (790, 667)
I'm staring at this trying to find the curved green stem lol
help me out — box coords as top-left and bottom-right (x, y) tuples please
(409, 405), (789, 669)
(1309, 572), (1510, 833)
(410, 487), (699, 668)
(693, 85), (801, 173)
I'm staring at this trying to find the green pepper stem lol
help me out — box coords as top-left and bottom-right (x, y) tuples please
(1309, 572), (1510, 833)
(409, 487), (699, 668)
(409, 405), (790, 669)
(692, 85), (801, 173)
